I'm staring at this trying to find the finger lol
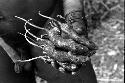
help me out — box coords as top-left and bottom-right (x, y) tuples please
(85, 50), (96, 57)
(76, 36), (98, 50)
(14, 61), (25, 73)
(71, 44), (89, 55)
(0, 37), (21, 63)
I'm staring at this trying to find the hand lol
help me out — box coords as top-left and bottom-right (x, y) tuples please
(15, 11), (98, 82)
(16, 12), (97, 74)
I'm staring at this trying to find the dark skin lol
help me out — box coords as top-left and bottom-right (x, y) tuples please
(0, 0), (98, 83)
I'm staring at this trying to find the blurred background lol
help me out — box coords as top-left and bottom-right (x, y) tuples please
(84, 0), (124, 83)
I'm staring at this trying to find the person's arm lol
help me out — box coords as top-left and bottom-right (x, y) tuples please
(63, 0), (83, 14)
(0, 37), (35, 83)
(63, 0), (87, 35)
(63, 1), (98, 83)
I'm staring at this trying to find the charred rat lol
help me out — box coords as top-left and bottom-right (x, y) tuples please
(14, 11), (97, 75)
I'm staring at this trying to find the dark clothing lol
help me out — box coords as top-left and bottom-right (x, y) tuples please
(0, 46), (36, 83)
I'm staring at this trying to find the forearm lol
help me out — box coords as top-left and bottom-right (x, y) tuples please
(63, 0), (87, 35)
(63, 0), (83, 14)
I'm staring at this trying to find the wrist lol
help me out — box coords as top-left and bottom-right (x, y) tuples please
(63, 0), (87, 35)
(63, 0), (83, 14)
